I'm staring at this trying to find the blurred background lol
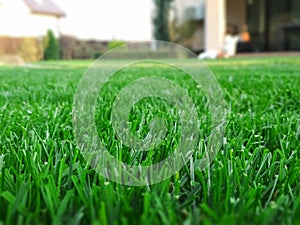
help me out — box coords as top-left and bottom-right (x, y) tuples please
(0, 0), (299, 63)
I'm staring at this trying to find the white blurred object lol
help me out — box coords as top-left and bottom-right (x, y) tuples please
(222, 35), (239, 57)
(198, 50), (218, 59)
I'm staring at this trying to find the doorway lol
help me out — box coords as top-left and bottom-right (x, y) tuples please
(246, 0), (300, 51)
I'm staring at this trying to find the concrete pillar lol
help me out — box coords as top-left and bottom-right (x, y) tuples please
(205, 0), (226, 51)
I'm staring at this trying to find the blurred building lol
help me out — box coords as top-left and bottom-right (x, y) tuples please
(0, 0), (65, 37)
(0, 0), (65, 62)
(173, 0), (300, 52)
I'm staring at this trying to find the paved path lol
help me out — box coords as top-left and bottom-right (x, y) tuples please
(235, 51), (300, 57)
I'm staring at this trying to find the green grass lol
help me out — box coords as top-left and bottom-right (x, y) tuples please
(0, 56), (300, 225)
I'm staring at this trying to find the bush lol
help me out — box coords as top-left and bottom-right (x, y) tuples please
(44, 30), (59, 60)
(0, 37), (42, 62)
(19, 38), (43, 62)
(108, 40), (127, 50)
(94, 52), (102, 59)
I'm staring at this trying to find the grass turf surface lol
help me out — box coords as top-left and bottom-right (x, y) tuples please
(0, 56), (300, 225)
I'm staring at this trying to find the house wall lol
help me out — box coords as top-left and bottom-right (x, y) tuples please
(173, 0), (247, 51)
(26, 14), (59, 37)
(0, 0), (60, 38)
(192, 24), (204, 50)
(226, 0), (246, 30)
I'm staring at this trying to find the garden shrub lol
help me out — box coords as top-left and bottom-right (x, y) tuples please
(108, 40), (127, 50)
(19, 38), (43, 62)
(44, 30), (59, 60)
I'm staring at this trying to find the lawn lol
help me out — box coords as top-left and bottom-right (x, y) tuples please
(0, 56), (300, 225)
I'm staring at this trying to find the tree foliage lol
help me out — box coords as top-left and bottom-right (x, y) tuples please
(152, 0), (173, 41)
